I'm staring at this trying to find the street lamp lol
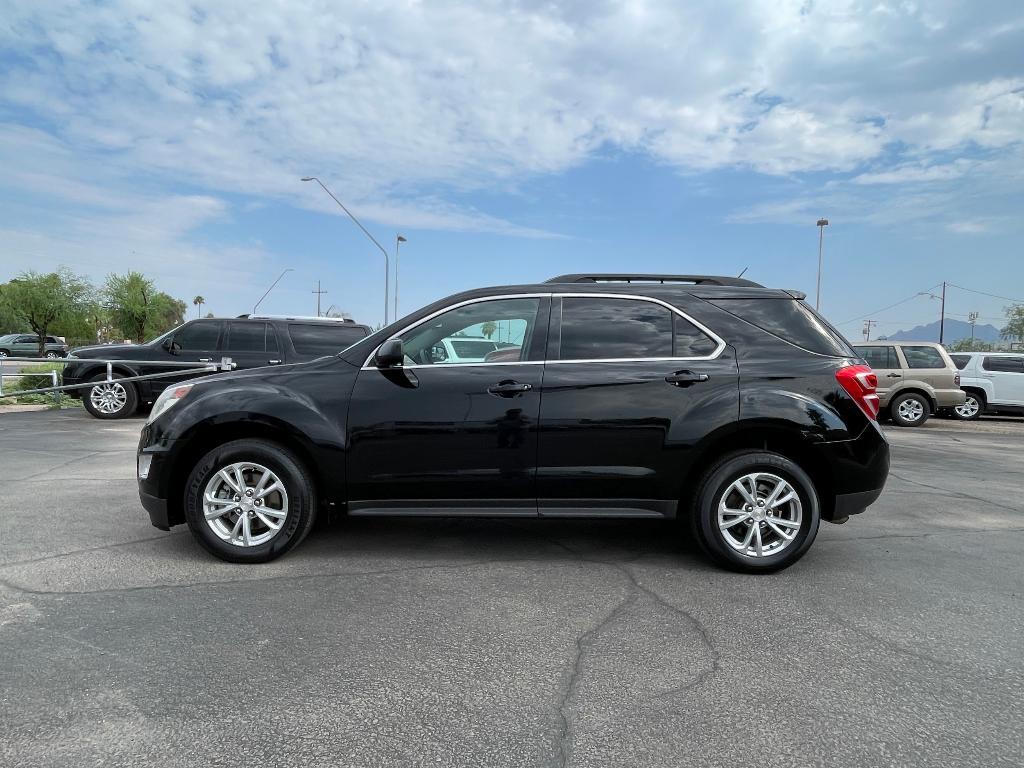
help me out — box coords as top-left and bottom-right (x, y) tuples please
(394, 234), (407, 319)
(302, 176), (391, 325)
(253, 268), (293, 315)
(815, 218), (829, 311)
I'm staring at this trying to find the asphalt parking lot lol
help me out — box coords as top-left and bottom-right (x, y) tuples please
(1, 409), (1022, 767)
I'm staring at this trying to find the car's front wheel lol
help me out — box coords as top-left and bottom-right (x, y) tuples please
(184, 439), (317, 563)
(45, 351), (60, 359)
(83, 373), (138, 419)
(690, 451), (820, 573)
(952, 392), (983, 421)
(889, 392), (929, 427)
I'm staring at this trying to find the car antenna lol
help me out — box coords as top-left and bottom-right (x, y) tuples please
(737, 267), (748, 278)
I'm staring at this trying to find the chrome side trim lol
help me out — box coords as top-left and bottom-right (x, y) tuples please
(361, 291), (726, 369)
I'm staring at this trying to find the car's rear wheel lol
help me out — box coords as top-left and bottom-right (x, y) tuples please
(83, 373), (138, 419)
(45, 351), (60, 359)
(184, 439), (317, 563)
(690, 451), (820, 573)
(0, 349), (9, 358)
(952, 392), (983, 421)
(890, 392), (929, 427)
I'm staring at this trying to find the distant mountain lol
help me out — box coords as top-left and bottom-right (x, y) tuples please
(881, 319), (1002, 343)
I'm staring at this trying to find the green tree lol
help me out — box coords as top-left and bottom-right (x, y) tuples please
(1, 268), (93, 355)
(1001, 305), (1024, 342)
(948, 338), (993, 353)
(480, 321), (497, 339)
(104, 272), (186, 343)
(193, 295), (205, 318)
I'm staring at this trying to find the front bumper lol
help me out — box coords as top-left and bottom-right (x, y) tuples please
(137, 425), (180, 529)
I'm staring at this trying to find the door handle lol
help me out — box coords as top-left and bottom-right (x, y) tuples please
(268, 359), (282, 365)
(886, 373), (902, 378)
(487, 380), (532, 397)
(198, 357), (213, 362)
(665, 370), (709, 387)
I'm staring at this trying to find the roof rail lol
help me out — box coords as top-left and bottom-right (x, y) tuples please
(237, 314), (357, 323)
(545, 273), (764, 287)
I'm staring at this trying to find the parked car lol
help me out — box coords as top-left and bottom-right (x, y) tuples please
(851, 341), (965, 427)
(0, 333), (70, 359)
(427, 336), (511, 363)
(948, 352), (1024, 420)
(137, 273), (889, 574)
(65, 315), (371, 419)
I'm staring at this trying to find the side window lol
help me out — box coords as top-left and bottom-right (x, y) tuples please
(290, 324), (373, 357)
(855, 346), (897, 370)
(901, 346), (946, 369)
(559, 297), (672, 360)
(398, 298), (540, 365)
(983, 356), (1024, 373)
(226, 322), (272, 353)
(173, 321), (222, 351)
(673, 314), (718, 357)
(17, 335), (35, 344)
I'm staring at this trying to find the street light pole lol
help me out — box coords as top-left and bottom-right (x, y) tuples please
(253, 268), (294, 315)
(302, 176), (391, 326)
(939, 281), (947, 345)
(394, 234), (407, 320)
(816, 218), (829, 311)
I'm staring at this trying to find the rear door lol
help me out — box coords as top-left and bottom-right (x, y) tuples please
(899, 345), (953, 390)
(854, 345), (901, 400)
(536, 294), (738, 517)
(981, 356), (1024, 405)
(223, 321), (281, 370)
(286, 323), (371, 362)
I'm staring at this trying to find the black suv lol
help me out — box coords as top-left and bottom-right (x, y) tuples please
(65, 315), (371, 419)
(137, 274), (889, 573)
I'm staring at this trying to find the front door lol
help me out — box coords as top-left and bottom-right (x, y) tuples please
(536, 295), (739, 517)
(161, 320), (224, 392)
(345, 296), (549, 515)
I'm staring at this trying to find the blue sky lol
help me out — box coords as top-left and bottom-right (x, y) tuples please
(1, 1), (1022, 339)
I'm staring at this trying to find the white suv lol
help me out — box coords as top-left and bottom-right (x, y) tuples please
(948, 352), (1024, 420)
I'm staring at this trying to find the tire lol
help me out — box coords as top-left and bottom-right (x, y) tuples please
(951, 392), (983, 421)
(0, 349), (9, 358)
(689, 451), (820, 574)
(45, 351), (59, 359)
(82, 373), (139, 419)
(889, 392), (929, 427)
(184, 439), (317, 563)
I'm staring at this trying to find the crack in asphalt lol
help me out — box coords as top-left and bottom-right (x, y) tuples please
(0, 531), (189, 568)
(888, 472), (1022, 514)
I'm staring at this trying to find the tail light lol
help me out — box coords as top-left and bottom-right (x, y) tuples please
(836, 363), (880, 420)
(954, 373), (960, 386)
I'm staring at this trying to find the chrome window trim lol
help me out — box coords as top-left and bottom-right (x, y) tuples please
(361, 291), (725, 369)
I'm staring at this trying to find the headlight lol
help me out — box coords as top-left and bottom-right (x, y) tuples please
(148, 383), (194, 424)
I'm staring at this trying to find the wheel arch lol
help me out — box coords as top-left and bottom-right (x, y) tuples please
(681, 424), (838, 521)
(890, 386), (936, 414)
(165, 418), (330, 528)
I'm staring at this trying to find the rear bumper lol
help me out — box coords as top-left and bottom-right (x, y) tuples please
(933, 388), (967, 408)
(819, 421), (889, 520)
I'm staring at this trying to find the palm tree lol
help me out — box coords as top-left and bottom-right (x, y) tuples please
(193, 295), (205, 318)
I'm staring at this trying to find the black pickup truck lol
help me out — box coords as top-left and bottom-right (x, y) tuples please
(64, 315), (372, 419)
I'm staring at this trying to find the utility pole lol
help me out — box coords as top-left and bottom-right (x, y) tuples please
(815, 218), (829, 311)
(312, 280), (328, 317)
(968, 311), (979, 349)
(939, 281), (947, 344)
(862, 319), (878, 341)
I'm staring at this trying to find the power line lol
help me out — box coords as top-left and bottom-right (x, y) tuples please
(946, 283), (1024, 305)
(837, 283), (942, 326)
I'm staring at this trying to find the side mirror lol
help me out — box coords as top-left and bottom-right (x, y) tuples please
(164, 339), (181, 355)
(374, 338), (404, 368)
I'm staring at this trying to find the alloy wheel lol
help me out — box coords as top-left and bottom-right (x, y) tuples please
(897, 397), (925, 423)
(954, 396), (980, 419)
(717, 472), (803, 558)
(203, 462), (289, 547)
(89, 382), (128, 414)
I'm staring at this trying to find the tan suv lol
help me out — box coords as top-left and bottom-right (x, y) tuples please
(852, 341), (966, 427)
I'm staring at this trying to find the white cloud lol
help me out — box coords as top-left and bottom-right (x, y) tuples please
(0, 0), (1020, 242)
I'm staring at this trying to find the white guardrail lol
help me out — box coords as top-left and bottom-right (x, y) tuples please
(0, 356), (236, 403)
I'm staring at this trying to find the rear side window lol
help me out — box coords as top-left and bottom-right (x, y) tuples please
(854, 346), (898, 369)
(226, 322), (277, 353)
(559, 297), (672, 360)
(982, 356), (1024, 373)
(949, 354), (971, 370)
(707, 299), (854, 357)
(288, 324), (368, 356)
(901, 346), (946, 369)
